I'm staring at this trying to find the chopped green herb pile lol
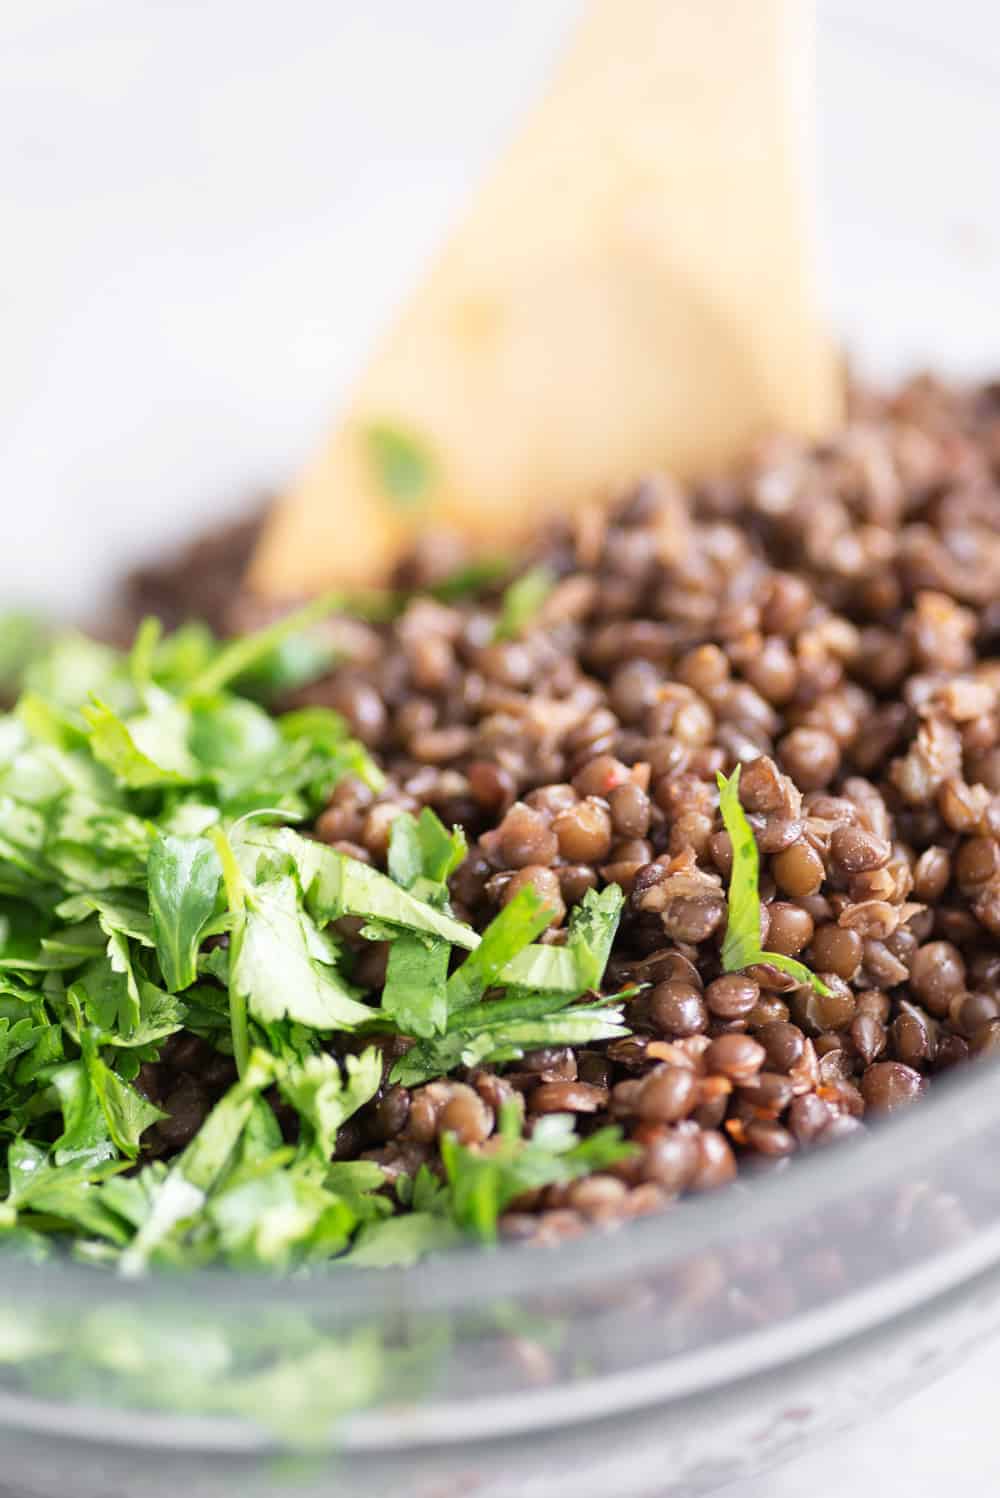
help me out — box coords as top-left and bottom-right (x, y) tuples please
(716, 766), (830, 995)
(0, 609), (631, 1271)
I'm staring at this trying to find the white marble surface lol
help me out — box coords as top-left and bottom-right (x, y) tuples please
(3, 5), (1000, 1495)
(740, 1335), (1000, 1498)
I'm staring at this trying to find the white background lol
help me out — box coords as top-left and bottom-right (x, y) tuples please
(743, 1336), (1000, 1496)
(4, 1), (1000, 616)
(3, 4), (1000, 1493)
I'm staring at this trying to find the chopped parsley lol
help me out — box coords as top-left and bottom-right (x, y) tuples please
(716, 766), (830, 995)
(439, 1100), (634, 1242)
(0, 611), (49, 699)
(493, 565), (555, 641)
(390, 884), (630, 1085)
(362, 420), (437, 509)
(0, 607), (634, 1274)
(428, 555), (514, 602)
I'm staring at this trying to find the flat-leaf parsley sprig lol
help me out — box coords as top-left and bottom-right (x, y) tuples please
(716, 766), (830, 996)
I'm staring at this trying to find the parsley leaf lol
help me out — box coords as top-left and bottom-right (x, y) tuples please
(51, 1028), (164, 1167)
(23, 633), (130, 717)
(55, 891), (155, 946)
(499, 884), (624, 994)
(493, 566), (555, 641)
(81, 1029), (166, 1157)
(716, 766), (829, 995)
(387, 806), (467, 893)
(276, 1048), (382, 1169)
(446, 886), (555, 1013)
(342, 1210), (460, 1267)
(428, 556), (513, 602)
(103, 929), (143, 1035)
(147, 833), (222, 992)
(83, 694), (196, 787)
(232, 633), (339, 701)
(439, 1101), (635, 1242)
(363, 421), (436, 509)
(301, 839), (478, 949)
(391, 990), (629, 1087)
(3, 1138), (129, 1234)
(0, 612), (49, 698)
(229, 873), (377, 1034)
(381, 934), (449, 1040)
(119, 1049), (278, 1273)
(184, 591), (358, 700)
(384, 883), (629, 1080)
(50, 1057), (118, 1168)
(380, 807), (469, 1038)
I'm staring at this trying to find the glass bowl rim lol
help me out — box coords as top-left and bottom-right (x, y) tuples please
(7, 1051), (1000, 1317)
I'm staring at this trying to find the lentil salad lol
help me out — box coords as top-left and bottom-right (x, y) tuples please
(3, 373), (1000, 1269)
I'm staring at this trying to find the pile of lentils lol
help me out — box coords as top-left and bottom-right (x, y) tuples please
(133, 375), (1000, 1245)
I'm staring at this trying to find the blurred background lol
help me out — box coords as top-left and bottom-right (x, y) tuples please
(3, 0), (999, 615)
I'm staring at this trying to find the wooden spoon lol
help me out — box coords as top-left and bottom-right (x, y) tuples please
(249, 0), (841, 598)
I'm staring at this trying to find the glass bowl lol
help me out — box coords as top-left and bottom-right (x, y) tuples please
(3, 5), (1000, 1495)
(3, 1059), (1000, 1498)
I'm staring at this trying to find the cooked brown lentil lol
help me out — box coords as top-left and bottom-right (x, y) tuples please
(127, 375), (1000, 1247)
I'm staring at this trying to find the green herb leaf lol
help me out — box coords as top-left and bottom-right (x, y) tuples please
(341, 1211), (460, 1267)
(50, 1058), (117, 1168)
(428, 557), (513, 602)
(120, 1049), (279, 1273)
(92, 980), (187, 1051)
(386, 813), (423, 890)
(216, 1175), (357, 1270)
(439, 1100), (634, 1242)
(380, 933), (449, 1039)
(231, 634), (339, 700)
(446, 885), (555, 1013)
(82, 1032), (166, 1157)
(55, 891), (155, 946)
(24, 633), (129, 715)
(148, 834), (222, 992)
(129, 617), (162, 695)
(499, 884), (624, 995)
(386, 883), (621, 1080)
(51, 1029), (165, 1166)
(493, 566), (555, 641)
(304, 842), (478, 949)
(0, 613), (49, 698)
(184, 592), (350, 700)
(716, 766), (829, 995)
(363, 421), (436, 509)
(4, 1138), (129, 1234)
(412, 807), (468, 887)
(391, 999), (628, 1087)
(173, 1065), (271, 1193)
(82, 695), (195, 787)
(387, 807), (466, 902)
(277, 1048), (382, 1168)
(0, 607), (435, 1269)
(210, 825), (249, 1075)
(117, 1173), (207, 1276)
(230, 875), (377, 1032)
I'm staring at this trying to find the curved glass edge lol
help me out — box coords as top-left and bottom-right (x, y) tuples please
(0, 1059), (996, 1449)
(0, 1052), (996, 1315)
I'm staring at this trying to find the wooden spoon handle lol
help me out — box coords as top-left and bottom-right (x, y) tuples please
(250, 0), (840, 598)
